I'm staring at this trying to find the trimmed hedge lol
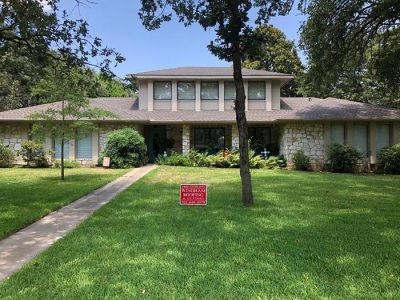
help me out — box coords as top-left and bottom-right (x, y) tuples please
(327, 144), (362, 173)
(377, 143), (400, 174)
(0, 144), (15, 168)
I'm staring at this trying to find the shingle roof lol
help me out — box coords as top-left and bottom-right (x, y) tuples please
(131, 67), (292, 78)
(0, 97), (399, 123)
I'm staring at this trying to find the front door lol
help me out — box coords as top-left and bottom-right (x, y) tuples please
(144, 125), (167, 162)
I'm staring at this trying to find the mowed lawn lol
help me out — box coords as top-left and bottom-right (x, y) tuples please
(1, 167), (400, 299)
(0, 168), (127, 239)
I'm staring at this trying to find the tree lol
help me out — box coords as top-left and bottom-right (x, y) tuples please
(30, 64), (116, 180)
(1, 0), (124, 179)
(299, 0), (400, 107)
(139, 0), (295, 206)
(243, 24), (304, 96)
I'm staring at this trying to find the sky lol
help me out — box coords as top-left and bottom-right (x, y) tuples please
(61, 1), (306, 78)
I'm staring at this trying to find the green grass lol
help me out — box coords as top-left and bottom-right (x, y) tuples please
(0, 167), (127, 239)
(1, 167), (400, 299)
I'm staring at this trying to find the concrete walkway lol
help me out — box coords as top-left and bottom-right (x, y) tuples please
(0, 164), (157, 281)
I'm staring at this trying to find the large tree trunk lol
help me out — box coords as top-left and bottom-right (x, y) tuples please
(232, 46), (254, 207)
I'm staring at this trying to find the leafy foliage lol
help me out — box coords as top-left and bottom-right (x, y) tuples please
(292, 150), (310, 171)
(99, 128), (148, 168)
(156, 149), (276, 169)
(53, 160), (81, 169)
(18, 141), (49, 168)
(377, 144), (400, 175)
(243, 24), (304, 96)
(264, 155), (287, 169)
(0, 144), (15, 168)
(327, 144), (362, 173)
(299, 0), (400, 107)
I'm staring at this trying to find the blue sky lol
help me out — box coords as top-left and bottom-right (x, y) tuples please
(62, 1), (306, 78)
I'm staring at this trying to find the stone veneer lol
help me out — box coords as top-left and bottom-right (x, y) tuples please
(182, 124), (190, 154)
(280, 123), (325, 170)
(0, 124), (29, 152)
(231, 124), (239, 150)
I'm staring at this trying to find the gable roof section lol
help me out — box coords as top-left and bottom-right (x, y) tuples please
(0, 97), (399, 123)
(131, 67), (293, 79)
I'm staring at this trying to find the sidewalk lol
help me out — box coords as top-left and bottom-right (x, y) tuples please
(0, 164), (157, 281)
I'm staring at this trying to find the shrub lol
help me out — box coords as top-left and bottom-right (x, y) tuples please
(377, 143), (400, 174)
(0, 144), (15, 168)
(99, 128), (148, 168)
(54, 159), (81, 169)
(327, 144), (362, 173)
(292, 150), (311, 171)
(18, 141), (49, 167)
(264, 155), (286, 169)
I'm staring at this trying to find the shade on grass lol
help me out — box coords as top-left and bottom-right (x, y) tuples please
(1, 167), (399, 299)
(0, 168), (127, 239)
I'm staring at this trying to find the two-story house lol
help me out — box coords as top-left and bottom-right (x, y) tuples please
(0, 66), (399, 169)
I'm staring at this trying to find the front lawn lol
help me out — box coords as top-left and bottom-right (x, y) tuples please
(0, 167), (127, 239)
(1, 167), (399, 299)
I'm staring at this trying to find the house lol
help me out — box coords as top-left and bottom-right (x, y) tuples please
(0, 66), (399, 169)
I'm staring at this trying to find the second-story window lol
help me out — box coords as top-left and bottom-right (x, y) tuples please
(224, 81), (236, 100)
(177, 81), (196, 100)
(154, 81), (172, 100)
(248, 81), (266, 100)
(201, 81), (219, 100)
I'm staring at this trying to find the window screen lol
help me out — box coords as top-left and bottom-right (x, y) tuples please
(224, 82), (236, 100)
(200, 82), (219, 100)
(177, 81), (195, 100)
(331, 124), (345, 145)
(248, 81), (266, 100)
(352, 124), (368, 156)
(54, 138), (69, 159)
(376, 124), (390, 153)
(76, 131), (92, 159)
(154, 81), (172, 100)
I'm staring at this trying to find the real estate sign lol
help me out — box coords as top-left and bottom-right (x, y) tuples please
(180, 184), (207, 205)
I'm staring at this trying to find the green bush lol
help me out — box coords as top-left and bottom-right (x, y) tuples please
(327, 144), (362, 173)
(292, 150), (311, 171)
(18, 141), (49, 168)
(157, 149), (268, 169)
(0, 144), (15, 168)
(99, 128), (147, 168)
(264, 155), (286, 169)
(377, 143), (400, 174)
(54, 159), (81, 169)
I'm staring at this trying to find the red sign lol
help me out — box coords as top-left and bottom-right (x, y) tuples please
(180, 184), (207, 205)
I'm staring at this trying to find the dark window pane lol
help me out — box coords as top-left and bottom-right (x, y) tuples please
(201, 81), (219, 100)
(248, 81), (266, 100)
(178, 81), (195, 100)
(249, 127), (271, 154)
(194, 128), (225, 154)
(154, 81), (172, 100)
(224, 81), (236, 100)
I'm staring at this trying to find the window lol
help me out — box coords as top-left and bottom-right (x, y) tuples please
(376, 124), (390, 153)
(177, 81), (195, 100)
(54, 138), (69, 159)
(194, 128), (225, 153)
(224, 82), (236, 100)
(331, 124), (345, 144)
(200, 81), (219, 100)
(352, 124), (368, 156)
(248, 127), (272, 154)
(248, 81), (266, 100)
(153, 81), (172, 100)
(76, 130), (92, 159)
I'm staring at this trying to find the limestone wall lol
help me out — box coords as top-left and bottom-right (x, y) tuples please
(280, 123), (325, 170)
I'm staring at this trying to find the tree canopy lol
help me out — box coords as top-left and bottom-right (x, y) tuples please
(299, 0), (400, 107)
(243, 24), (304, 96)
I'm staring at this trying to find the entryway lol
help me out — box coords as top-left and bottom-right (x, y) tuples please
(144, 125), (167, 162)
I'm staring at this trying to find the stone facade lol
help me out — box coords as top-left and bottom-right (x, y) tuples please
(280, 123), (325, 170)
(182, 124), (190, 154)
(232, 124), (239, 150)
(0, 124), (29, 152)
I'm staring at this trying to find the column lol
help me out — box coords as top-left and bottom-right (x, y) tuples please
(172, 80), (178, 112)
(369, 122), (377, 164)
(218, 80), (224, 111)
(244, 81), (248, 111)
(182, 124), (190, 154)
(231, 124), (239, 150)
(266, 81), (272, 111)
(92, 128), (99, 163)
(147, 80), (153, 111)
(195, 80), (201, 111)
